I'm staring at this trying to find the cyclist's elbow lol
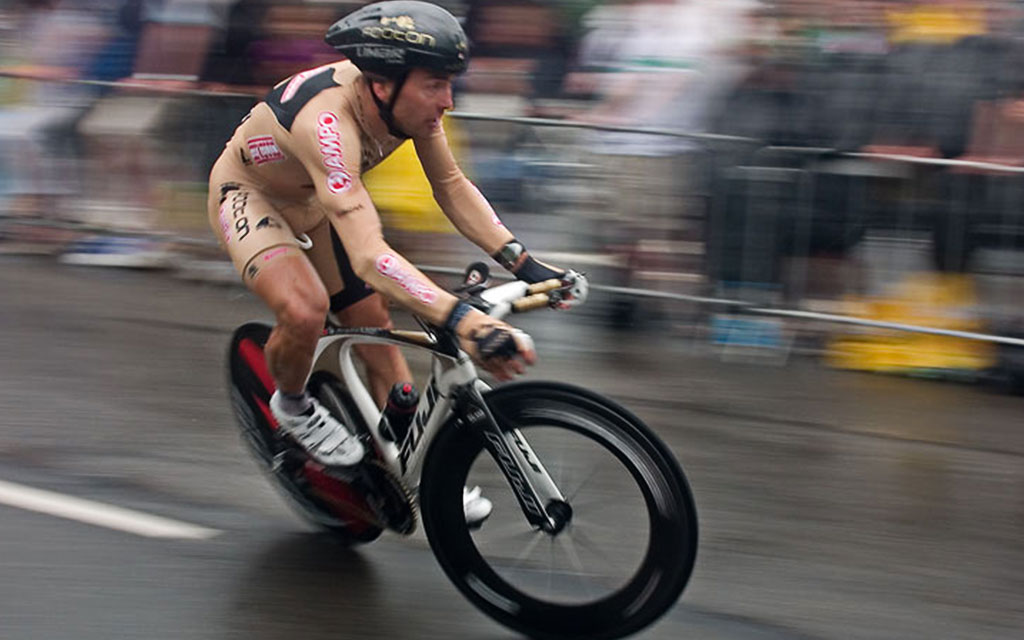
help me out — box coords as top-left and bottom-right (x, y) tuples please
(348, 240), (401, 283)
(349, 251), (379, 283)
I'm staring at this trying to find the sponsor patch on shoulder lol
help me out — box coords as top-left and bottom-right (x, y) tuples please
(246, 135), (286, 165)
(280, 69), (319, 104)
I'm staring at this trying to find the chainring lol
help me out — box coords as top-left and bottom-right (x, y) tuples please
(320, 458), (417, 535)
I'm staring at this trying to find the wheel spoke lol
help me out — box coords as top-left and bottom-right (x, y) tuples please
(473, 520), (539, 546)
(571, 514), (637, 537)
(564, 463), (603, 503)
(511, 529), (546, 568)
(563, 524), (619, 567)
(556, 533), (598, 602)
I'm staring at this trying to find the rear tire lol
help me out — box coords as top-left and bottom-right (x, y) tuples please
(228, 322), (382, 544)
(419, 382), (698, 640)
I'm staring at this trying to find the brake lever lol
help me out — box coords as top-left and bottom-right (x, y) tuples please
(454, 261), (491, 295)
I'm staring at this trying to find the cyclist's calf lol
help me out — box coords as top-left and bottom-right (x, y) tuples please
(250, 250), (331, 393)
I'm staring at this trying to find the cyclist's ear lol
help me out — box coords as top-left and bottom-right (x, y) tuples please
(366, 75), (394, 102)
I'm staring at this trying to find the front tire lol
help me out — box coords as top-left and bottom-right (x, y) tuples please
(419, 382), (698, 640)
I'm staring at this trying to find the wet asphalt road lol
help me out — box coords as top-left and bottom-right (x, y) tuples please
(1, 255), (1022, 640)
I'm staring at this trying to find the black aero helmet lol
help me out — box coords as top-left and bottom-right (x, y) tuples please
(325, 1), (469, 78)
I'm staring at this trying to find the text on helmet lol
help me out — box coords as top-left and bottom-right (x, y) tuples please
(361, 26), (436, 47)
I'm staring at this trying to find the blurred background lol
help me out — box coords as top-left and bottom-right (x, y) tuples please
(3, 3), (1024, 639)
(5, 0), (1024, 387)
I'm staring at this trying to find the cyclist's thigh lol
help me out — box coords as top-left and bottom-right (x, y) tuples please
(208, 181), (303, 284)
(336, 290), (393, 329)
(304, 218), (376, 313)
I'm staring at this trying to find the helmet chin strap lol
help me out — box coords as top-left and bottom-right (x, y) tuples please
(368, 72), (411, 139)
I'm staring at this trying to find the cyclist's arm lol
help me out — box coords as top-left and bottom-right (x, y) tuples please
(292, 111), (459, 326)
(414, 123), (514, 254)
(413, 124), (576, 289)
(312, 178), (534, 377)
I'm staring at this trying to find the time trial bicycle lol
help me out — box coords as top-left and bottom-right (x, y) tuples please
(227, 263), (698, 639)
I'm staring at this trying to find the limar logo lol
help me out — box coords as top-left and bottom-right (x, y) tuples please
(380, 15), (415, 30)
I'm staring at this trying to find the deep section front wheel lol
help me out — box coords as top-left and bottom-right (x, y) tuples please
(227, 322), (382, 544)
(419, 382), (698, 640)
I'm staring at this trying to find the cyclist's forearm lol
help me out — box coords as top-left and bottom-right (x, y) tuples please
(433, 175), (514, 254)
(325, 190), (458, 325)
(348, 241), (458, 325)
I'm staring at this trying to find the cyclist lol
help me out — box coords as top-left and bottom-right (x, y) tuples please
(206, 0), (585, 514)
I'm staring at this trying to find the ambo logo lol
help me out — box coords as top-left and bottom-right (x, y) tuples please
(361, 26), (436, 47)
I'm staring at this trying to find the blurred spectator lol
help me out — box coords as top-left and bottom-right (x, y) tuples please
(461, 0), (575, 115)
(200, 0), (271, 89)
(0, 0), (120, 218)
(244, 0), (341, 87)
(813, 0), (890, 55)
(573, 0), (754, 144)
(568, 0), (756, 325)
(887, 0), (988, 44)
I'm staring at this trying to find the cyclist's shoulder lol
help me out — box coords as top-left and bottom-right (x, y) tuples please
(263, 60), (360, 134)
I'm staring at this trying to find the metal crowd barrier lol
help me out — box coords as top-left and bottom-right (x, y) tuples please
(2, 72), (1023, 357)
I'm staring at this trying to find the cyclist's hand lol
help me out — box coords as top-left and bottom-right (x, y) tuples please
(512, 255), (588, 310)
(495, 241), (588, 309)
(455, 310), (536, 381)
(554, 270), (589, 310)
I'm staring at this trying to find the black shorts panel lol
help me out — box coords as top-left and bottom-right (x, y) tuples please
(328, 225), (376, 312)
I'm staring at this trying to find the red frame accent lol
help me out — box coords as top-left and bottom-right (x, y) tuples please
(239, 338), (275, 394)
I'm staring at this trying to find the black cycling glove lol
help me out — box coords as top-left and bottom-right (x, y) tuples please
(491, 239), (564, 284)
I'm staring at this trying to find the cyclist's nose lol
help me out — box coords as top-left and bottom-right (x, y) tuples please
(440, 84), (454, 110)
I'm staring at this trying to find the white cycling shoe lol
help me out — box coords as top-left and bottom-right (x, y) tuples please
(464, 485), (493, 529)
(270, 391), (365, 467)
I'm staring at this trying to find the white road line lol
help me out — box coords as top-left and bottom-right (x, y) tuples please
(0, 479), (221, 540)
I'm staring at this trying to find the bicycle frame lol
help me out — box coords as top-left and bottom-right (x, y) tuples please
(309, 279), (569, 531)
(310, 327), (472, 485)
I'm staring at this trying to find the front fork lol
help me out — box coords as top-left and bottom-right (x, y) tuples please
(453, 383), (570, 534)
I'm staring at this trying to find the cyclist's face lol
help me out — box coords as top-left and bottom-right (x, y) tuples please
(391, 69), (455, 138)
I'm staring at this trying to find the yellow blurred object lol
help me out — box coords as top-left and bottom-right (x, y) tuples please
(826, 272), (996, 374)
(887, 5), (987, 45)
(362, 115), (465, 234)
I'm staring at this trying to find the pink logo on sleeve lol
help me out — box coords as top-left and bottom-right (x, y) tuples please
(218, 203), (231, 243)
(375, 253), (438, 304)
(262, 247), (289, 262)
(317, 111), (353, 194)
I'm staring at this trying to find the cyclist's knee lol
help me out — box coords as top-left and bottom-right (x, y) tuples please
(275, 293), (328, 339)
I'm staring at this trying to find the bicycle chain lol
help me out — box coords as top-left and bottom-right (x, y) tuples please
(322, 457), (417, 536)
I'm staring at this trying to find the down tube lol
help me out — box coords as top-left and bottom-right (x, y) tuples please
(397, 355), (481, 487)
